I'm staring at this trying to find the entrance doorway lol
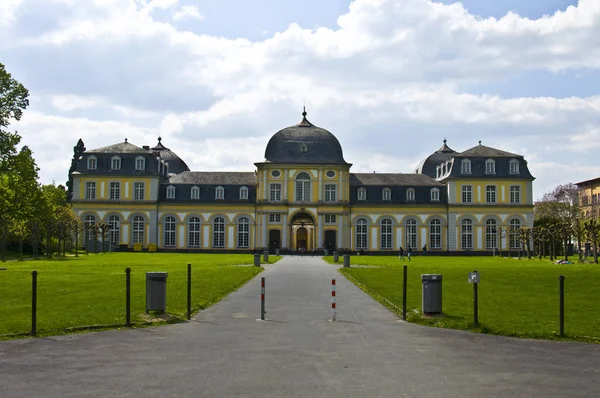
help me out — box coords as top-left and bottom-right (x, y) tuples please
(269, 230), (281, 251)
(290, 212), (315, 252)
(325, 230), (337, 251)
(296, 227), (308, 251)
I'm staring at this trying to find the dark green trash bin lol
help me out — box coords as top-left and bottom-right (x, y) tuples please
(146, 272), (168, 313)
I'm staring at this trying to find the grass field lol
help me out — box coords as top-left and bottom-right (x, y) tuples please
(325, 255), (600, 343)
(0, 253), (275, 338)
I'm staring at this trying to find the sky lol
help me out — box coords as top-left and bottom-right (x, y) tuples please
(2, 0), (599, 199)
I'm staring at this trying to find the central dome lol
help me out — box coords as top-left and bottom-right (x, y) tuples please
(264, 110), (347, 165)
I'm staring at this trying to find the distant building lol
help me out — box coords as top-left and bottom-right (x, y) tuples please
(576, 177), (600, 218)
(71, 110), (535, 253)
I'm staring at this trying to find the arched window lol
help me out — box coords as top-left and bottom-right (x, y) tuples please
(358, 187), (367, 201)
(485, 159), (496, 174)
(108, 215), (120, 244)
(133, 216), (144, 244)
(164, 216), (176, 247)
(213, 216), (225, 248)
(405, 219), (417, 249)
(485, 219), (497, 249)
(356, 218), (368, 249)
(406, 188), (415, 202)
(295, 172), (311, 202)
(461, 159), (471, 174)
(509, 159), (520, 175)
(380, 218), (392, 249)
(111, 155), (121, 170)
(429, 219), (441, 249)
(166, 185), (175, 199)
(430, 188), (440, 201)
(191, 186), (200, 199)
(461, 219), (473, 249)
(509, 219), (521, 249)
(238, 217), (250, 248)
(84, 215), (96, 243)
(87, 155), (97, 170)
(239, 186), (249, 200)
(188, 217), (201, 247)
(215, 186), (225, 200)
(135, 156), (145, 171)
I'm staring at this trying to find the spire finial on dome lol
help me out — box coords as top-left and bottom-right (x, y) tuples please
(125, 138), (128, 143)
(302, 106), (307, 118)
(478, 140), (482, 146)
(158, 136), (162, 143)
(443, 138), (447, 145)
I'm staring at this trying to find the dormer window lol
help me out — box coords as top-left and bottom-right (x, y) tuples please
(461, 159), (471, 174)
(239, 186), (249, 200)
(509, 159), (520, 175)
(166, 185), (175, 199)
(135, 156), (145, 171)
(436, 166), (441, 179)
(87, 156), (97, 170)
(431, 188), (440, 201)
(191, 186), (200, 199)
(406, 188), (415, 201)
(358, 187), (367, 201)
(485, 159), (496, 174)
(382, 187), (391, 201)
(111, 156), (121, 170)
(216, 186), (225, 200)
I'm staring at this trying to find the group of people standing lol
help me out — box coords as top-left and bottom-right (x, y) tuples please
(398, 245), (427, 262)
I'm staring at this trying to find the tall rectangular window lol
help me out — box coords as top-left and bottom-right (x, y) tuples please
(462, 185), (472, 203)
(270, 183), (281, 201)
(110, 182), (120, 200)
(111, 157), (121, 170)
(85, 182), (96, 199)
(269, 214), (281, 223)
(325, 214), (336, 223)
(135, 157), (145, 171)
(486, 186), (496, 203)
(134, 182), (145, 200)
(510, 186), (520, 203)
(325, 184), (336, 202)
(87, 157), (97, 170)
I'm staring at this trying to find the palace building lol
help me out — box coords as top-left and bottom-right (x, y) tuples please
(71, 110), (535, 254)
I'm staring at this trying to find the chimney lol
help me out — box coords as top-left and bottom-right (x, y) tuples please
(143, 145), (150, 150)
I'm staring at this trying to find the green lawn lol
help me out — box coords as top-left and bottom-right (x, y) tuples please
(0, 253), (276, 338)
(325, 255), (600, 343)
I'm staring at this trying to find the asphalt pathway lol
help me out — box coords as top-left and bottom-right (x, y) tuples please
(1, 256), (599, 397)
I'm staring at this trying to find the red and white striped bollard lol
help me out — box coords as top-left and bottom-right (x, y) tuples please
(261, 277), (265, 320)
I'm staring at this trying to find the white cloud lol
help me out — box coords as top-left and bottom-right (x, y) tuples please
(0, 0), (24, 24)
(172, 5), (203, 22)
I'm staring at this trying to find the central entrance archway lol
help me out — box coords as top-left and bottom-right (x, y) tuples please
(290, 212), (315, 252)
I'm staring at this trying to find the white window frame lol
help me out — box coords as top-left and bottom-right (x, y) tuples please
(133, 216), (144, 244)
(429, 219), (442, 249)
(191, 186), (200, 199)
(485, 219), (497, 249)
(325, 214), (336, 224)
(380, 218), (393, 249)
(239, 186), (249, 200)
(356, 218), (368, 250)
(509, 159), (520, 175)
(109, 182), (120, 200)
(111, 156), (121, 171)
(461, 219), (473, 249)
(269, 214), (281, 223)
(135, 156), (145, 171)
(164, 216), (176, 247)
(325, 184), (337, 202)
(462, 185), (472, 203)
(509, 219), (521, 249)
(461, 159), (471, 174)
(486, 185), (496, 203)
(213, 217), (225, 248)
(84, 215), (96, 242)
(405, 219), (417, 249)
(85, 181), (96, 200)
(406, 188), (415, 202)
(237, 217), (250, 248)
(188, 217), (201, 248)
(134, 182), (144, 200)
(510, 185), (520, 203)
(485, 159), (496, 175)
(382, 188), (391, 201)
(357, 188), (367, 201)
(87, 156), (97, 170)
(295, 172), (311, 202)
(215, 186), (225, 200)
(430, 188), (440, 201)
(108, 215), (120, 244)
(270, 183), (281, 201)
(166, 185), (176, 199)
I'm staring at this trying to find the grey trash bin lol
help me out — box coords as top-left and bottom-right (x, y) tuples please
(146, 272), (168, 313)
(263, 250), (269, 262)
(421, 274), (442, 315)
(324, 249), (329, 256)
(333, 251), (339, 262)
(275, 248), (280, 256)
(254, 253), (261, 266)
(343, 254), (350, 268)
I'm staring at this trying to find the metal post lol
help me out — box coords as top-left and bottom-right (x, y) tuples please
(187, 263), (192, 320)
(402, 265), (407, 321)
(559, 275), (565, 337)
(473, 280), (479, 328)
(260, 277), (265, 320)
(125, 267), (131, 327)
(31, 271), (38, 336)
(331, 277), (336, 321)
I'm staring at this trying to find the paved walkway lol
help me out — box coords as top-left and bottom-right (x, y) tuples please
(1, 256), (599, 397)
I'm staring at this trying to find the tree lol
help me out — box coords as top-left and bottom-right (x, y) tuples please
(583, 220), (599, 264)
(66, 139), (85, 203)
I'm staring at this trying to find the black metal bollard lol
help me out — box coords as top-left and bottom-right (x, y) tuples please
(559, 275), (565, 337)
(125, 268), (131, 327)
(31, 271), (38, 336)
(473, 279), (479, 328)
(402, 265), (407, 321)
(187, 264), (192, 320)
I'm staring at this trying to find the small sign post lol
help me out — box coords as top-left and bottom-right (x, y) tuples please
(468, 271), (480, 328)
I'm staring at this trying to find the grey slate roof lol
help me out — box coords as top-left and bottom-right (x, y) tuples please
(151, 138), (190, 174)
(87, 141), (149, 154)
(263, 110), (348, 165)
(459, 144), (521, 158)
(415, 139), (457, 176)
(350, 173), (444, 186)
(169, 171), (256, 185)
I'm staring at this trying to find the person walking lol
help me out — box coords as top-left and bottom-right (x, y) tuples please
(422, 244), (427, 256)
(407, 246), (412, 261)
(398, 247), (405, 262)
